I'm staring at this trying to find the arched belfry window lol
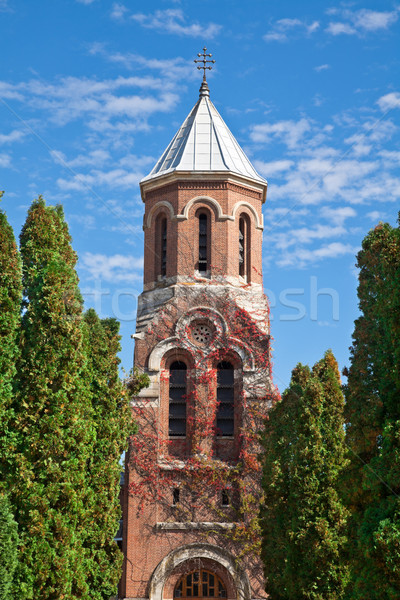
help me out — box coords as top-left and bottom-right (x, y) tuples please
(198, 212), (208, 273)
(216, 361), (234, 437)
(239, 215), (250, 281)
(169, 361), (187, 437)
(155, 215), (167, 279)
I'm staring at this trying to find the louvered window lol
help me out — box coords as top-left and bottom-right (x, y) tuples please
(239, 217), (245, 277)
(169, 361), (187, 437)
(216, 361), (234, 437)
(161, 217), (167, 276)
(198, 213), (208, 273)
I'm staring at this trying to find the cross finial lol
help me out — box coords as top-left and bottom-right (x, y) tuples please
(194, 46), (215, 82)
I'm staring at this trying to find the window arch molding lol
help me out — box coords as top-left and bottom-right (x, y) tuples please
(177, 196), (232, 222)
(149, 543), (251, 600)
(161, 347), (195, 372)
(144, 201), (174, 230)
(231, 201), (263, 230)
(148, 338), (194, 372)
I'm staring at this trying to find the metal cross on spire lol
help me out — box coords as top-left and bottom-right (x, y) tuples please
(194, 47), (215, 82)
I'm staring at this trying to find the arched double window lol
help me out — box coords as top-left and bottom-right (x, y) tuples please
(155, 214), (167, 279)
(198, 212), (209, 274)
(239, 214), (250, 281)
(169, 361), (187, 437)
(216, 361), (234, 437)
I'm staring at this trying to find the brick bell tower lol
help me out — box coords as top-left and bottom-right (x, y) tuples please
(121, 49), (275, 600)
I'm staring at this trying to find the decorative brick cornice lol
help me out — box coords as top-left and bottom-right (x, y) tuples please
(227, 182), (262, 200)
(177, 181), (228, 190)
(145, 180), (262, 200)
(146, 183), (178, 201)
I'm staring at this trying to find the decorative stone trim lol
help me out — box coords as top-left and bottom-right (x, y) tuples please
(155, 522), (236, 531)
(175, 306), (229, 340)
(134, 374), (159, 398)
(147, 336), (191, 372)
(231, 201), (264, 230)
(176, 196), (234, 223)
(144, 200), (175, 230)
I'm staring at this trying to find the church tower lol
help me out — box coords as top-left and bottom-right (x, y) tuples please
(121, 50), (275, 600)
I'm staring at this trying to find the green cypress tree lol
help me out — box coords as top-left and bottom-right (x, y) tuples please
(343, 219), (400, 599)
(0, 194), (22, 482)
(0, 492), (19, 600)
(82, 309), (145, 599)
(260, 351), (348, 600)
(12, 197), (95, 599)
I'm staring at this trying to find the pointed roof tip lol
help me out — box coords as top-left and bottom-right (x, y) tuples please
(199, 79), (210, 98)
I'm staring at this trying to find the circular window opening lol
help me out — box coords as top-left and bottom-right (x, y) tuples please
(191, 323), (213, 346)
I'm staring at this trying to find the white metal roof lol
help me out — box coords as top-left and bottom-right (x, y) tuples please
(141, 84), (267, 186)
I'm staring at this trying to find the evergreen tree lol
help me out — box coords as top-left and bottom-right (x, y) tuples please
(0, 492), (19, 600)
(0, 197), (22, 598)
(260, 351), (348, 600)
(343, 219), (400, 599)
(12, 197), (95, 599)
(0, 194), (22, 482)
(82, 309), (146, 599)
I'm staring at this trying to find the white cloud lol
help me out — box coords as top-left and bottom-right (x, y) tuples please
(344, 134), (372, 157)
(76, 0), (96, 4)
(80, 252), (144, 282)
(88, 46), (195, 82)
(253, 159), (294, 177)
(367, 210), (386, 222)
(277, 242), (357, 268)
(354, 8), (399, 31)
(250, 118), (311, 149)
(377, 92), (400, 112)
(129, 8), (221, 38)
(314, 64), (330, 72)
(379, 150), (400, 165)
(0, 130), (25, 144)
(326, 8), (399, 36)
(264, 17), (319, 42)
(110, 2), (129, 20)
(320, 206), (357, 225)
(0, 153), (11, 168)
(326, 22), (356, 35)
(0, 75), (180, 132)
(57, 168), (144, 192)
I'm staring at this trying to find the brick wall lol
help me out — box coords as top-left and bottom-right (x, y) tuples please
(120, 174), (272, 600)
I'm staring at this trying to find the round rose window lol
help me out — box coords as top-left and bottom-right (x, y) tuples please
(191, 323), (213, 346)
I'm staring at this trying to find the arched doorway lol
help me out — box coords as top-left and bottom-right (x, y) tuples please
(174, 569), (227, 600)
(149, 543), (251, 600)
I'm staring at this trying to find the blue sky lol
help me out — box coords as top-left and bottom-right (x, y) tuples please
(1, 0), (399, 390)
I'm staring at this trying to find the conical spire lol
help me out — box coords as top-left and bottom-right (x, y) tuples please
(141, 49), (267, 187)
